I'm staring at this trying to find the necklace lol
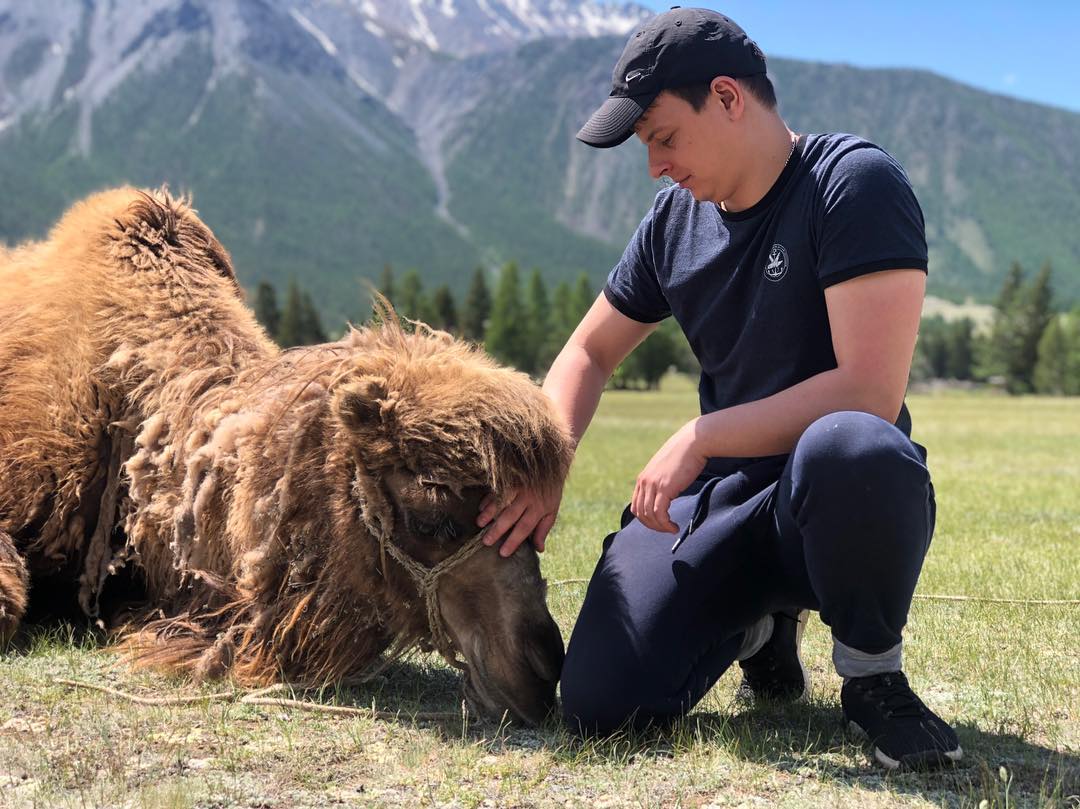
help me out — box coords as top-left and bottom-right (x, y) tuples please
(719, 133), (799, 213)
(781, 132), (798, 171)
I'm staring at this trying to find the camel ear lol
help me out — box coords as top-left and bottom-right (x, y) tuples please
(335, 375), (395, 431)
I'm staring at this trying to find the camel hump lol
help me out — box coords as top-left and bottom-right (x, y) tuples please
(53, 186), (237, 284)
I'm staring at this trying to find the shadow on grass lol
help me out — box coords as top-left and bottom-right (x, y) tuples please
(10, 620), (1075, 807)
(548, 698), (1079, 807)
(341, 659), (1079, 808)
(263, 658), (1078, 805)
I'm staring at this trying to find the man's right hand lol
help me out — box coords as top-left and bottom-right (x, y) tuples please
(476, 485), (564, 558)
(475, 293), (654, 560)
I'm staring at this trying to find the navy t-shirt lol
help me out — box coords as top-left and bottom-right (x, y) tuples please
(604, 133), (927, 476)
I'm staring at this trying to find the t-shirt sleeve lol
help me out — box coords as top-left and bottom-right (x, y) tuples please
(603, 201), (670, 323)
(816, 145), (928, 288)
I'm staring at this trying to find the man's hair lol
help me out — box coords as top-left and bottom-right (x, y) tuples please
(668, 73), (778, 111)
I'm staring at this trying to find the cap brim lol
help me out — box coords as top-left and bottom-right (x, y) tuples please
(576, 94), (656, 148)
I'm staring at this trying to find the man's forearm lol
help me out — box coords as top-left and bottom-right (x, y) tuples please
(693, 268), (922, 459)
(541, 343), (609, 450)
(693, 365), (902, 460)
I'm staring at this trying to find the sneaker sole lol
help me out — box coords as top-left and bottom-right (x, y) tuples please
(847, 720), (963, 770)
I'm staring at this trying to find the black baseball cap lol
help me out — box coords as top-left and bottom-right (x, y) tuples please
(577, 6), (766, 148)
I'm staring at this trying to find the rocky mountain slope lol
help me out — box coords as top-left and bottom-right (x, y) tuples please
(2, 0), (1077, 327)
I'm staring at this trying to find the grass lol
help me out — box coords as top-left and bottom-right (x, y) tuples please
(1, 383), (1077, 808)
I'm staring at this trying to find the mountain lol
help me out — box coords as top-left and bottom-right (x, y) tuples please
(2, 0), (1078, 330)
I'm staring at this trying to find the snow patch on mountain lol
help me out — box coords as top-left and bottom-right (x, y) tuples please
(289, 9), (338, 57)
(0, 0), (649, 163)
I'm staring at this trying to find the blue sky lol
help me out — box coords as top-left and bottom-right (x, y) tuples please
(640, 1), (1080, 114)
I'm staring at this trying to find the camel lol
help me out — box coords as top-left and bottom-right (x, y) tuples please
(0, 188), (573, 724)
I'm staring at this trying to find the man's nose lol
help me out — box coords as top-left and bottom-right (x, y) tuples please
(648, 148), (671, 180)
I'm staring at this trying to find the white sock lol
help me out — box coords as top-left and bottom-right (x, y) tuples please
(736, 614), (775, 661)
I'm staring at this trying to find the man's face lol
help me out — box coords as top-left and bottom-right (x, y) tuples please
(634, 88), (740, 204)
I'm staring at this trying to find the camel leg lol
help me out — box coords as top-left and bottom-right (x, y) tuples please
(0, 529), (30, 642)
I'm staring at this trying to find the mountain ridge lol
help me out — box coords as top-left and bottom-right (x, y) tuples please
(2, 0), (1078, 329)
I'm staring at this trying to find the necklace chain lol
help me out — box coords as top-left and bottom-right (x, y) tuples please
(718, 133), (798, 213)
(781, 132), (798, 171)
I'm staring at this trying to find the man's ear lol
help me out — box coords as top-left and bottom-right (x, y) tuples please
(710, 76), (741, 114)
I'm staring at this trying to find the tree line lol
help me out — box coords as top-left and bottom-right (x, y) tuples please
(254, 259), (1078, 395)
(912, 261), (1080, 394)
(253, 263), (696, 388)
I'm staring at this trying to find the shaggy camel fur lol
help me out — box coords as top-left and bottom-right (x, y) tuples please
(0, 189), (572, 722)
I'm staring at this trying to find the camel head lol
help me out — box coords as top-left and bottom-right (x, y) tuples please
(329, 320), (574, 725)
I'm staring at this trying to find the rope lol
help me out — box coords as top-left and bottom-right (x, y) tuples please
(911, 594), (1079, 606)
(381, 527), (489, 671)
(52, 679), (236, 705)
(53, 679), (461, 721)
(549, 579), (1079, 606)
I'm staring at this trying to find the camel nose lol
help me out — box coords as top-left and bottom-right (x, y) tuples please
(525, 616), (565, 684)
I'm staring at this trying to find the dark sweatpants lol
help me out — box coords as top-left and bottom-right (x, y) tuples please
(560, 411), (936, 734)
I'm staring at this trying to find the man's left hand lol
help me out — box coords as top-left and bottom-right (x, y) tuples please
(631, 419), (708, 534)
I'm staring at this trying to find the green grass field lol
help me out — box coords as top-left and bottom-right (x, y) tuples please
(1, 386), (1077, 808)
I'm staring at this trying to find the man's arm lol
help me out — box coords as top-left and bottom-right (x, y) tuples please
(478, 294), (657, 555)
(632, 268), (924, 532)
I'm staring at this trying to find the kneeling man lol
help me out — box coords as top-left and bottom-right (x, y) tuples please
(479, 7), (961, 771)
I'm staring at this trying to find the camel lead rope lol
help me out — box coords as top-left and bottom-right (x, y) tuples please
(381, 527), (490, 671)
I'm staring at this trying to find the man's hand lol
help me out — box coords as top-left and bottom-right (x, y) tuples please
(631, 419), (708, 534)
(477, 485), (565, 557)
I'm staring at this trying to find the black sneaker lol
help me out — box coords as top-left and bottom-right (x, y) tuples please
(841, 671), (963, 770)
(737, 609), (809, 702)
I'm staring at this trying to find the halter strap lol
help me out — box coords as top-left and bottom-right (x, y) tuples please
(381, 527), (489, 671)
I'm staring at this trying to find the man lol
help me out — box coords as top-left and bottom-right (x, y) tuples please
(476, 7), (961, 770)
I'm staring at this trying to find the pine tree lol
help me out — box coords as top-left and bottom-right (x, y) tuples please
(525, 269), (554, 371)
(486, 262), (531, 371)
(299, 290), (327, 344)
(668, 319), (700, 376)
(462, 267), (492, 342)
(431, 284), (458, 333)
(371, 264), (396, 323)
(398, 270), (425, 323)
(1034, 315), (1069, 394)
(253, 281), (281, 341)
(1062, 306), (1080, 395)
(1016, 262), (1054, 392)
(278, 281), (327, 346)
(1034, 307), (1080, 395)
(552, 280), (575, 337)
(571, 272), (594, 322)
(379, 264), (395, 304)
(277, 280), (304, 347)
(915, 316), (949, 380)
(613, 322), (678, 389)
(982, 261), (1054, 393)
(944, 318), (975, 380)
(980, 261), (1025, 384)
(1067, 307), (1080, 396)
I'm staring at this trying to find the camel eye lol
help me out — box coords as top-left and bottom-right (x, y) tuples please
(409, 515), (441, 537)
(408, 513), (462, 542)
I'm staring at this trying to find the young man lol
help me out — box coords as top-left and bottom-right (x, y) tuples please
(476, 7), (962, 770)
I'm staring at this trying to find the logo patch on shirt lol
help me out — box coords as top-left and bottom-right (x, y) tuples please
(764, 244), (789, 282)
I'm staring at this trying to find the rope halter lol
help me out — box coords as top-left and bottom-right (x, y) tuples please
(380, 526), (489, 672)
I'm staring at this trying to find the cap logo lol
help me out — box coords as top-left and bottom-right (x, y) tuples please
(625, 69), (648, 84)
